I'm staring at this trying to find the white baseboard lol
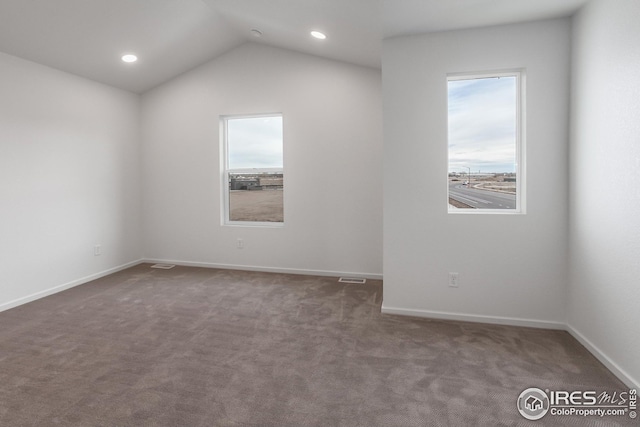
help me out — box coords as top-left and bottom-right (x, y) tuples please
(566, 323), (639, 390)
(142, 258), (383, 281)
(0, 259), (143, 314)
(381, 303), (566, 330)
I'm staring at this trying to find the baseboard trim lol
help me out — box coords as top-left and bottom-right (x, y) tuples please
(380, 304), (566, 330)
(0, 259), (143, 314)
(566, 323), (639, 390)
(142, 258), (383, 281)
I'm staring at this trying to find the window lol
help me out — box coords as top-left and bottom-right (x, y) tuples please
(221, 114), (284, 225)
(447, 70), (524, 213)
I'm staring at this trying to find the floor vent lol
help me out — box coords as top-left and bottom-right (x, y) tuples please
(338, 277), (367, 284)
(150, 263), (176, 270)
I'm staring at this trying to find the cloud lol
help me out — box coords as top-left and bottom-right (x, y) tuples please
(228, 116), (283, 169)
(448, 76), (517, 173)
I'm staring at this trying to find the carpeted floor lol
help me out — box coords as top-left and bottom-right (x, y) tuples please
(0, 264), (634, 426)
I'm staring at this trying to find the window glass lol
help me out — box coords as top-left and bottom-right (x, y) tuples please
(223, 115), (284, 225)
(227, 117), (283, 169)
(448, 72), (523, 212)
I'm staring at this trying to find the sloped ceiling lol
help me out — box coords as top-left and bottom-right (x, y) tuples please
(0, 0), (589, 93)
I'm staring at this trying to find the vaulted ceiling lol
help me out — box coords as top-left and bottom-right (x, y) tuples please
(0, 0), (589, 93)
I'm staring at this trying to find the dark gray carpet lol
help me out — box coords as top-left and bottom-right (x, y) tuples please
(0, 264), (634, 426)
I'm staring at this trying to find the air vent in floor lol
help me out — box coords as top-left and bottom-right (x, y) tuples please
(150, 263), (176, 269)
(338, 277), (366, 284)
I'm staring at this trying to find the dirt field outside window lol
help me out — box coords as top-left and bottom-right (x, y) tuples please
(229, 189), (283, 222)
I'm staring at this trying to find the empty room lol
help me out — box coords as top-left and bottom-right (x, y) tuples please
(1, 0), (638, 425)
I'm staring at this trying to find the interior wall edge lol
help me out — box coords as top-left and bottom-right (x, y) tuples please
(566, 323), (640, 390)
(380, 304), (566, 331)
(381, 302), (639, 389)
(0, 259), (144, 314)
(142, 258), (383, 281)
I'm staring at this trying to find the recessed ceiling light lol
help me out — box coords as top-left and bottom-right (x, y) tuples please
(121, 54), (138, 63)
(251, 29), (263, 38)
(310, 31), (326, 40)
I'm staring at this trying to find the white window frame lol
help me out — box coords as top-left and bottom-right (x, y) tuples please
(447, 69), (526, 214)
(221, 113), (284, 227)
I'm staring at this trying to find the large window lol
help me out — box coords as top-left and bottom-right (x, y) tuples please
(222, 114), (284, 225)
(447, 71), (524, 213)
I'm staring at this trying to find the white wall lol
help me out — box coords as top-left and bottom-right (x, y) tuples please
(140, 43), (383, 277)
(382, 19), (571, 327)
(568, 0), (640, 389)
(0, 52), (142, 310)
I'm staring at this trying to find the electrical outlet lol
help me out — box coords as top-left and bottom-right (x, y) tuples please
(448, 272), (459, 287)
(94, 245), (101, 256)
(237, 238), (244, 249)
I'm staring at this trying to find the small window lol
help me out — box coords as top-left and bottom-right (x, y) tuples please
(447, 71), (524, 213)
(221, 114), (283, 225)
